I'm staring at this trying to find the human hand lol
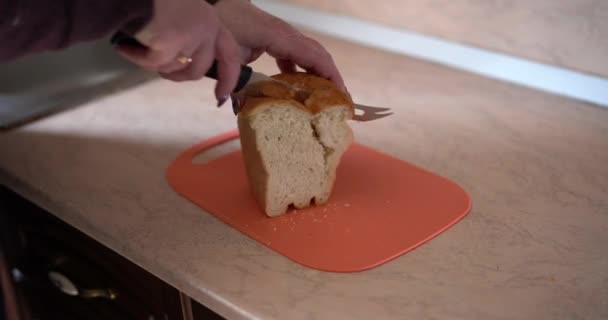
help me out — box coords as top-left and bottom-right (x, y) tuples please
(115, 0), (242, 105)
(213, 0), (346, 91)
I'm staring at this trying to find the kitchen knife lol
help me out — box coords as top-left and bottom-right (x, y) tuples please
(110, 32), (392, 121)
(110, 31), (270, 93)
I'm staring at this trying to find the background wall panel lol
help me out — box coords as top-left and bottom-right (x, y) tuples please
(274, 0), (608, 77)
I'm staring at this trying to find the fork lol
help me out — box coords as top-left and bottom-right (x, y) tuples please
(352, 104), (393, 122)
(235, 70), (393, 122)
(231, 94), (392, 122)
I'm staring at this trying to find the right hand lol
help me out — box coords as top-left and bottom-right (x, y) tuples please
(115, 0), (241, 105)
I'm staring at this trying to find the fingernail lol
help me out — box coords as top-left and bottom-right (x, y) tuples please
(230, 94), (239, 115)
(217, 95), (229, 108)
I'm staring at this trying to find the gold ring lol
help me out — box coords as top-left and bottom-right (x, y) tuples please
(176, 55), (193, 65)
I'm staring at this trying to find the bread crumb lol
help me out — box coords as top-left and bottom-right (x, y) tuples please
(273, 227), (277, 231)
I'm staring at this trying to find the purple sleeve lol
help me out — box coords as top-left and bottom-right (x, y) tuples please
(0, 0), (154, 62)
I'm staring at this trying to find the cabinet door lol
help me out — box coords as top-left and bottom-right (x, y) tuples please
(0, 186), (184, 320)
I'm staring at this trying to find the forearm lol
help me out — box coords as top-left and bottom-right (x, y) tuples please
(0, 0), (154, 62)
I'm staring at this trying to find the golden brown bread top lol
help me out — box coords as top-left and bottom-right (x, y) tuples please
(235, 72), (354, 116)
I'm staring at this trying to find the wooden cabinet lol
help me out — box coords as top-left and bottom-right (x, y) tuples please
(0, 185), (224, 320)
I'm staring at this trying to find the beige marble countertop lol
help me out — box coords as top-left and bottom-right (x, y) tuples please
(1, 31), (607, 319)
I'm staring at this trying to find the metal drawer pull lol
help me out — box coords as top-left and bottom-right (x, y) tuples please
(80, 288), (119, 300)
(48, 271), (118, 300)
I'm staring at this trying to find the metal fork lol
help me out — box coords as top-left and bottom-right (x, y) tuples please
(353, 104), (393, 122)
(234, 72), (393, 122)
(231, 97), (393, 122)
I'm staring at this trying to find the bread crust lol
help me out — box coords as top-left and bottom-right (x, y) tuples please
(234, 72), (354, 117)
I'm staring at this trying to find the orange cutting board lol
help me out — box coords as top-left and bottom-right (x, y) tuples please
(166, 130), (471, 272)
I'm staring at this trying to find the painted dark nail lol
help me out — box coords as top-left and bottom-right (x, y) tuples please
(217, 95), (229, 108)
(230, 94), (239, 115)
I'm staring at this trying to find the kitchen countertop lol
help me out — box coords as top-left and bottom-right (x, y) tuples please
(1, 31), (607, 319)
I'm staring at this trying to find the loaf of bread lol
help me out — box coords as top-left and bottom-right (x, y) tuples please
(235, 72), (354, 217)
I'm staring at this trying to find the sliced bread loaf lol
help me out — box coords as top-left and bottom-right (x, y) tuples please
(235, 72), (354, 217)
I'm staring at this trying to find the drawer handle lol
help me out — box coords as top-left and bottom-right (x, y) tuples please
(80, 288), (119, 300)
(48, 271), (118, 300)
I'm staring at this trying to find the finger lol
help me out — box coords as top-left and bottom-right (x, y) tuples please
(114, 45), (156, 71)
(139, 48), (182, 70)
(213, 28), (242, 103)
(296, 38), (345, 90)
(238, 47), (264, 64)
(158, 59), (190, 74)
(276, 58), (297, 73)
(159, 36), (216, 82)
(157, 43), (200, 74)
(115, 41), (185, 72)
(246, 48), (265, 64)
(267, 35), (345, 90)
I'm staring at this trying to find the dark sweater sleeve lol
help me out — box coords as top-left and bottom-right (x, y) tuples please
(0, 0), (154, 62)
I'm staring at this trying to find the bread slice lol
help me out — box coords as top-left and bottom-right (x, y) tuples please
(235, 72), (354, 217)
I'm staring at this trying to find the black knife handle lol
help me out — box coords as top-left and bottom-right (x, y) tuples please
(204, 61), (253, 93)
(110, 31), (253, 92)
